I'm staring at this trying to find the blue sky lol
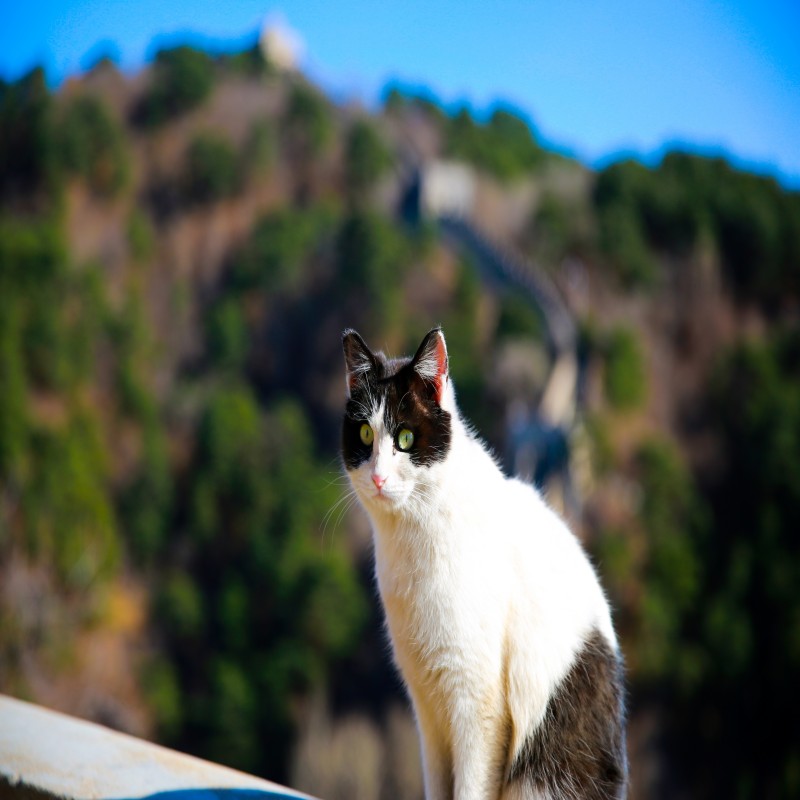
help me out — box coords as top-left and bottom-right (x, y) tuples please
(3, 0), (799, 187)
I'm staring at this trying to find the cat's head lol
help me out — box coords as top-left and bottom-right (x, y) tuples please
(341, 328), (453, 516)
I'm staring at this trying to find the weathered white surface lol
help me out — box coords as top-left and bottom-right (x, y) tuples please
(0, 695), (315, 800)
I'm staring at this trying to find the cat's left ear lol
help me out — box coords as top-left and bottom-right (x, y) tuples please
(411, 327), (449, 406)
(342, 329), (378, 397)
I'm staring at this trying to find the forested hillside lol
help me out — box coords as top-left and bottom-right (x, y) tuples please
(1, 40), (799, 799)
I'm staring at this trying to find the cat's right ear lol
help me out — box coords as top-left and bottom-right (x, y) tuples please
(342, 329), (376, 397)
(411, 327), (449, 406)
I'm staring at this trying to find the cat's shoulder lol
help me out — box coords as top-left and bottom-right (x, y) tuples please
(498, 472), (553, 516)
(497, 474), (590, 557)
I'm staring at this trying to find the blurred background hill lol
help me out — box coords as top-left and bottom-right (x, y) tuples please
(1, 9), (800, 800)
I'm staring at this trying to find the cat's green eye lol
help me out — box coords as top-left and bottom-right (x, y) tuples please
(397, 428), (414, 451)
(360, 423), (374, 446)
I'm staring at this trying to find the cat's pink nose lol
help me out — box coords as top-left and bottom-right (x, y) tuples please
(372, 474), (387, 491)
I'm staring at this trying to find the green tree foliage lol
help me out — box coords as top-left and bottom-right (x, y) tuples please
(594, 153), (800, 301)
(440, 259), (486, 429)
(496, 292), (543, 342)
(0, 223), (114, 504)
(83, 47), (120, 75)
(0, 302), (28, 479)
(594, 438), (705, 654)
(597, 332), (800, 798)
(0, 68), (60, 209)
(709, 168), (794, 301)
(593, 160), (660, 289)
(184, 131), (241, 204)
(283, 83), (333, 159)
(344, 119), (392, 199)
(155, 389), (367, 778)
(445, 106), (543, 181)
(674, 331), (800, 797)
(0, 216), (123, 588)
(530, 193), (577, 265)
(156, 571), (205, 641)
(597, 201), (658, 289)
(243, 120), (276, 179)
(382, 85), (406, 114)
(59, 94), (130, 196)
(583, 414), (615, 477)
(232, 207), (333, 293)
(109, 293), (155, 421)
(61, 266), (108, 386)
(193, 386), (266, 525)
(602, 325), (646, 411)
(205, 656), (260, 769)
(0, 218), (72, 390)
(142, 657), (183, 740)
(381, 83), (446, 123)
(127, 209), (155, 263)
(25, 411), (120, 588)
(218, 43), (269, 78)
(337, 210), (412, 334)
(207, 297), (248, 371)
(382, 85), (549, 181)
(138, 45), (215, 127)
(122, 419), (173, 564)
(633, 440), (704, 681)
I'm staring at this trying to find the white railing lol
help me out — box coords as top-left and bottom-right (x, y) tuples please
(0, 694), (316, 800)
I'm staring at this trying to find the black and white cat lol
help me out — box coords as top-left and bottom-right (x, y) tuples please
(341, 327), (627, 800)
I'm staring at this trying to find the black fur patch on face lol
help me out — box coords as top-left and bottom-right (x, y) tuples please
(381, 359), (452, 468)
(341, 334), (452, 471)
(508, 629), (628, 799)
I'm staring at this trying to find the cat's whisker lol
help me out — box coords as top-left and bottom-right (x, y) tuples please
(320, 488), (359, 551)
(320, 473), (352, 489)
